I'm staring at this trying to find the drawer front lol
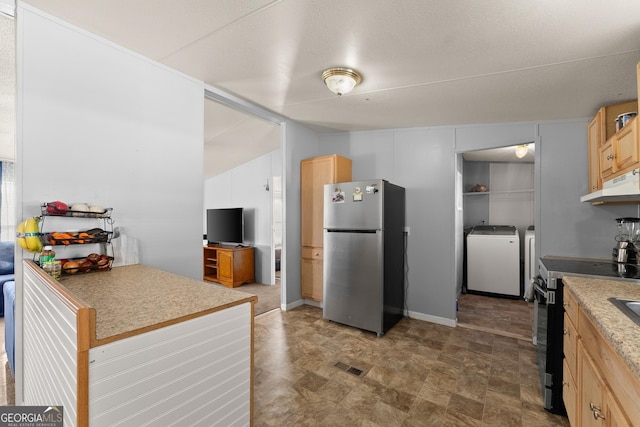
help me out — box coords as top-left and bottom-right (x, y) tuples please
(301, 246), (323, 260)
(563, 287), (578, 326)
(563, 359), (577, 427)
(563, 312), (578, 380)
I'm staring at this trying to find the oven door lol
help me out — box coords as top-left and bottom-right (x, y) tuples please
(532, 278), (546, 346)
(533, 275), (567, 415)
(533, 278), (548, 392)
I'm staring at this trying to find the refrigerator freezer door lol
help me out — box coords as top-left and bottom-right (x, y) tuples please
(324, 180), (384, 230)
(323, 229), (384, 334)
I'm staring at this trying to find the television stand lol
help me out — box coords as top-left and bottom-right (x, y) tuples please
(203, 244), (255, 288)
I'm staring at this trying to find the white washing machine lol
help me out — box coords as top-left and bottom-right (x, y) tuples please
(524, 226), (535, 298)
(466, 225), (520, 297)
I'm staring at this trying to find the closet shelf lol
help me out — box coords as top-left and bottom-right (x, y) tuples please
(463, 189), (534, 196)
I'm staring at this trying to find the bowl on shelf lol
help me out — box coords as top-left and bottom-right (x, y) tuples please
(470, 184), (488, 192)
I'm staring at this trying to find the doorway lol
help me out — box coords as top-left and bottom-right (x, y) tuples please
(202, 93), (284, 313)
(456, 142), (536, 341)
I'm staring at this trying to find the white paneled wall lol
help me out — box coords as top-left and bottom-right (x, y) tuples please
(88, 303), (252, 426)
(23, 264), (81, 427)
(488, 163), (535, 231)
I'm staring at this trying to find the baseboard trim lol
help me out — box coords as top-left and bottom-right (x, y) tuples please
(406, 310), (456, 328)
(302, 299), (322, 308)
(282, 299), (304, 311)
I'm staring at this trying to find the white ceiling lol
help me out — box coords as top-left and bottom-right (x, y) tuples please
(4, 0), (640, 175)
(0, 12), (15, 161)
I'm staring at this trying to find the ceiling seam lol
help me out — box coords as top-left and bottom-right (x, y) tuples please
(276, 49), (640, 108)
(157, 0), (283, 62)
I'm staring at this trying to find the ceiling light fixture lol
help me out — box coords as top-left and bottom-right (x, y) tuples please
(515, 144), (529, 159)
(322, 67), (362, 96)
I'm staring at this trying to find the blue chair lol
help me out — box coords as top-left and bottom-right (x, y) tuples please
(4, 280), (14, 376)
(0, 241), (15, 317)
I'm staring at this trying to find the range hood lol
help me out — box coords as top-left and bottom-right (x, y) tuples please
(581, 170), (640, 203)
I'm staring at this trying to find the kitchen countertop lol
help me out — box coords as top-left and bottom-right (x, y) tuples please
(59, 263), (257, 345)
(562, 275), (640, 378)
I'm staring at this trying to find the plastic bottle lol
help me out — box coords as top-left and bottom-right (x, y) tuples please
(40, 245), (56, 266)
(50, 260), (61, 280)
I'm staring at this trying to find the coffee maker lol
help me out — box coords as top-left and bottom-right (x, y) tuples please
(613, 217), (640, 263)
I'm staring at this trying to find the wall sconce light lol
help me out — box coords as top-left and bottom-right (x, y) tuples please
(515, 144), (529, 159)
(322, 67), (362, 96)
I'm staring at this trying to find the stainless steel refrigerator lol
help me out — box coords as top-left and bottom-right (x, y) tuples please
(323, 179), (405, 336)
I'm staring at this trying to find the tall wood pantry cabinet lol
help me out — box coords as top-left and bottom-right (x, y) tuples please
(300, 154), (352, 301)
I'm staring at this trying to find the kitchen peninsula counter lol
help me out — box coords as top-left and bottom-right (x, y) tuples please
(562, 275), (640, 378)
(58, 263), (257, 345)
(22, 260), (256, 426)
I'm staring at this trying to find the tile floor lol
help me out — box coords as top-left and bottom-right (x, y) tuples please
(1, 291), (568, 425)
(254, 303), (570, 426)
(457, 293), (534, 341)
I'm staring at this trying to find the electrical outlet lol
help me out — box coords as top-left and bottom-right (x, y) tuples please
(404, 226), (410, 235)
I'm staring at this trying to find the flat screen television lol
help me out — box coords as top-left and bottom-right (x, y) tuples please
(206, 208), (244, 244)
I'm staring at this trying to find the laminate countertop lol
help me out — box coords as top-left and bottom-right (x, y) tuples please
(563, 275), (640, 379)
(58, 263), (257, 345)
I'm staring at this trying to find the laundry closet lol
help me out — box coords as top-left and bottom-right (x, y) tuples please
(462, 146), (535, 298)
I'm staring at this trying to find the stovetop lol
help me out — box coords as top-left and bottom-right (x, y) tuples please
(539, 257), (640, 281)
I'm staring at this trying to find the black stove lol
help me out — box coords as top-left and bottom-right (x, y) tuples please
(534, 257), (640, 416)
(539, 258), (640, 280)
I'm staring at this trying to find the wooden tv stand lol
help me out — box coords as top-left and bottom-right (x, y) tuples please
(203, 244), (255, 288)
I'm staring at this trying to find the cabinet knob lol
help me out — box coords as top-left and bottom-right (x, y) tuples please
(563, 329), (568, 335)
(634, 169), (640, 176)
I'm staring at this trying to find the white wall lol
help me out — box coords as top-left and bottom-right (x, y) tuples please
(316, 119), (640, 325)
(463, 161), (535, 242)
(18, 6), (204, 278)
(282, 122), (320, 307)
(204, 149), (281, 283)
(16, 4), (205, 401)
(538, 121), (639, 259)
(320, 127), (457, 324)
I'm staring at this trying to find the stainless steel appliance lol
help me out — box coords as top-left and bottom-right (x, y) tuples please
(613, 217), (640, 263)
(535, 257), (640, 415)
(323, 179), (405, 337)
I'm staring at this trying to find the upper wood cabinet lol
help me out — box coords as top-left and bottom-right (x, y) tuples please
(598, 117), (638, 182)
(588, 114), (604, 192)
(587, 100), (638, 188)
(614, 117), (639, 171)
(300, 154), (352, 301)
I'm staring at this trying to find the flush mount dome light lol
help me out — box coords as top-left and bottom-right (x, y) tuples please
(515, 144), (529, 158)
(322, 67), (362, 96)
